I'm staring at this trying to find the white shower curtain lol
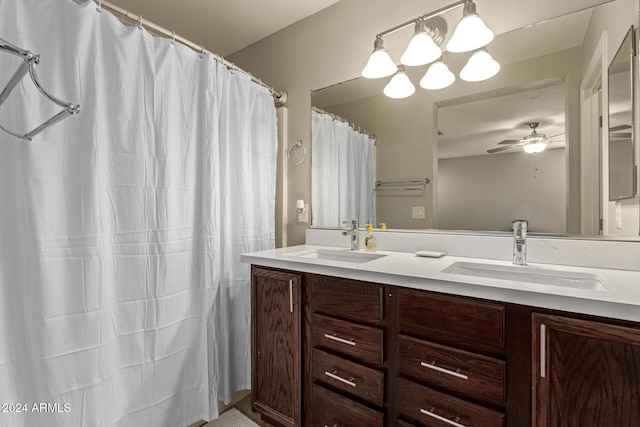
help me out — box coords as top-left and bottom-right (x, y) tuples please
(311, 110), (375, 227)
(0, 1), (276, 426)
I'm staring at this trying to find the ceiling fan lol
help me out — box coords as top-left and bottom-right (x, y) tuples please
(487, 122), (564, 154)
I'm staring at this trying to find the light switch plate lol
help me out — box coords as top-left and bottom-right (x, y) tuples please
(412, 206), (425, 219)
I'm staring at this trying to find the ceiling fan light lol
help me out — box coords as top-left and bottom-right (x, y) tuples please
(420, 60), (455, 90)
(446, 1), (494, 53)
(522, 142), (547, 154)
(460, 48), (500, 82)
(362, 38), (398, 79)
(384, 66), (415, 99)
(401, 21), (442, 66)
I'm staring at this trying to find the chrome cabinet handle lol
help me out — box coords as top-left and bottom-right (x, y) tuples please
(323, 333), (356, 346)
(420, 361), (468, 380)
(289, 280), (293, 313)
(420, 408), (467, 427)
(324, 370), (356, 387)
(540, 323), (546, 378)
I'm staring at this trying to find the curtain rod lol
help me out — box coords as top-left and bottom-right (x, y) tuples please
(312, 106), (377, 141)
(87, 0), (287, 106)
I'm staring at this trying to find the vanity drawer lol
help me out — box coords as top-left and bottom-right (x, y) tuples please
(398, 334), (506, 407)
(397, 289), (505, 352)
(310, 274), (384, 324)
(312, 383), (384, 427)
(312, 313), (383, 366)
(312, 348), (384, 407)
(398, 378), (504, 427)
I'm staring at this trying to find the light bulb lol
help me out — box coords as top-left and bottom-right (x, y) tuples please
(446, 1), (494, 53)
(362, 38), (398, 79)
(401, 21), (442, 66)
(383, 67), (415, 99)
(460, 49), (500, 82)
(522, 142), (547, 153)
(420, 61), (455, 90)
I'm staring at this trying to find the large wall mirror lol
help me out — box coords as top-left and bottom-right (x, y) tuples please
(311, 0), (640, 237)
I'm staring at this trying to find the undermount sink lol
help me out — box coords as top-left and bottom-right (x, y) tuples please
(286, 248), (386, 264)
(442, 261), (609, 292)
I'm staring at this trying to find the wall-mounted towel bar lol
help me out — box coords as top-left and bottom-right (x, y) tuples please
(374, 178), (431, 192)
(0, 37), (80, 141)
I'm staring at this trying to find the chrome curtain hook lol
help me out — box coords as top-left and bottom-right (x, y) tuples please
(170, 31), (176, 45)
(199, 45), (205, 58)
(96, 0), (102, 12)
(138, 15), (143, 30)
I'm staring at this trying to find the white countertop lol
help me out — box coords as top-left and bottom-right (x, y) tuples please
(241, 245), (640, 323)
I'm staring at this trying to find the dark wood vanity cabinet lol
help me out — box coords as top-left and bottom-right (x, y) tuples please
(395, 289), (507, 427)
(250, 266), (640, 427)
(532, 314), (640, 427)
(308, 274), (386, 427)
(251, 267), (302, 427)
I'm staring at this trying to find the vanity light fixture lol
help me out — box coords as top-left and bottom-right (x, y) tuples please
(459, 48), (500, 82)
(400, 19), (445, 66)
(420, 60), (456, 90)
(383, 65), (415, 99)
(445, 0), (494, 53)
(361, 0), (498, 98)
(361, 37), (398, 79)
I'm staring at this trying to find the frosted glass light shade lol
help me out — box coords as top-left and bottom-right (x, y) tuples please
(401, 26), (442, 66)
(460, 49), (500, 82)
(522, 142), (547, 153)
(446, 1), (494, 53)
(384, 68), (415, 99)
(362, 38), (398, 78)
(420, 61), (455, 90)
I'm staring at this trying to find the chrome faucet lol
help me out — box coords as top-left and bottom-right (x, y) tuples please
(342, 220), (359, 251)
(512, 220), (528, 265)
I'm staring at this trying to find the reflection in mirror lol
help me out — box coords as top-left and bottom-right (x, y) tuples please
(311, 107), (376, 227)
(608, 26), (636, 201)
(311, 0), (640, 237)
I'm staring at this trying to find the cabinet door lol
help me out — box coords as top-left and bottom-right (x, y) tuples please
(533, 314), (640, 427)
(252, 267), (301, 427)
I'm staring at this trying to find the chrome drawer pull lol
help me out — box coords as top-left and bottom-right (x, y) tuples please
(324, 370), (356, 387)
(420, 361), (469, 380)
(323, 333), (356, 346)
(420, 408), (467, 427)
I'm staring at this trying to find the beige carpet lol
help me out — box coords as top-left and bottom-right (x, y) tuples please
(204, 408), (260, 427)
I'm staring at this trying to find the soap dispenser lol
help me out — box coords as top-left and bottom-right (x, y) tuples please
(364, 223), (377, 252)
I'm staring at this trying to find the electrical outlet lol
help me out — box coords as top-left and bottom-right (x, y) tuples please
(298, 204), (309, 223)
(412, 206), (425, 219)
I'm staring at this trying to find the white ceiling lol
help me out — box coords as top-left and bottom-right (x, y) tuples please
(106, 0), (341, 56)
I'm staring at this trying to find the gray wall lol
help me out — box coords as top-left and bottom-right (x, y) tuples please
(438, 149), (567, 233)
(229, 0), (618, 245)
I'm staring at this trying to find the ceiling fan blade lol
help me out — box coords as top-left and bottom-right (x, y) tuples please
(487, 145), (515, 154)
(547, 133), (565, 139)
(497, 139), (521, 145)
(610, 124), (632, 132)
